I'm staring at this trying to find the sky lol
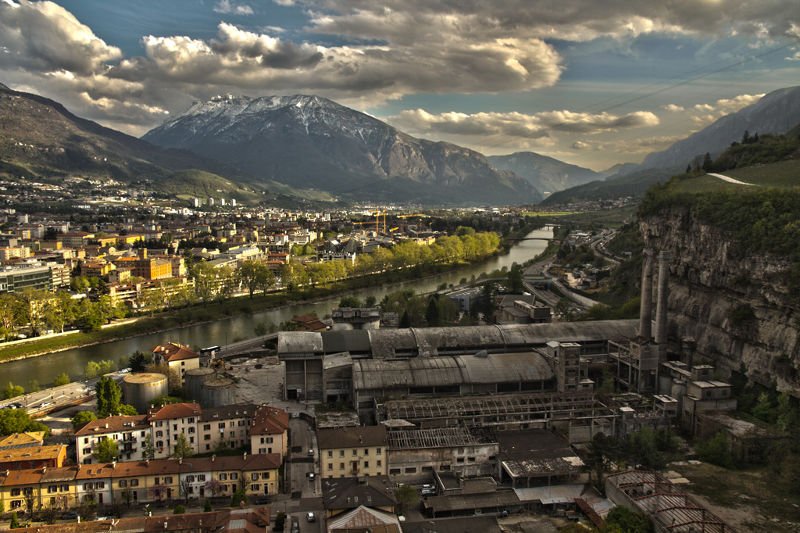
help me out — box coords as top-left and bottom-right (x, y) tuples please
(1, 0), (799, 170)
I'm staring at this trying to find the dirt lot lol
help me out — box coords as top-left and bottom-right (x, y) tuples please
(671, 461), (800, 532)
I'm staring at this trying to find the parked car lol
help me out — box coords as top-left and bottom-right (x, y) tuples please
(307, 472), (316, 480)
(308, 448), (314, 457)
(307, 512), (316, 523)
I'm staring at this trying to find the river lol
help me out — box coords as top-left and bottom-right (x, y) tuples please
(3, 226), (553, 386)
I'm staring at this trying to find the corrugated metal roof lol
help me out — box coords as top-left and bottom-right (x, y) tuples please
(354, 352), (553, 390)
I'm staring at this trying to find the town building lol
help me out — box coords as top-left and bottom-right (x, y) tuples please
(318, 426), (387, 479)
(249, 405), (290, 458)
(0, 445), (67, 471)
(152, 342), (201, 386)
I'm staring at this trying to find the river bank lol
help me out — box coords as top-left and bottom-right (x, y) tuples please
(0, 226), (552, 385)
(0, 223), (545, 365)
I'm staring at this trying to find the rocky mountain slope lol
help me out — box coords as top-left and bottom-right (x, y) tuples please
(487, 151), (600, 194)
(541, 86), (800, 205)
(0, 84), (225, 182)
(639, 176), (800, 394)
(143, 95), (540, 205)
(641, 85), (800, 170)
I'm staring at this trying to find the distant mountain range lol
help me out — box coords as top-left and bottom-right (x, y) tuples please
(143, 95), (541, 205)
(544, 85), (800, 205)
(486, 152), (600, 195)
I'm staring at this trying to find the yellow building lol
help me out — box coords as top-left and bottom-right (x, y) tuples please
(318, 426), (388, 479)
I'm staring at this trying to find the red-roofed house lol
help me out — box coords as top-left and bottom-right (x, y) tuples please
(249, 405), (290, 458)
(152, 342), (200, 385)
(147, 403), (202, 459)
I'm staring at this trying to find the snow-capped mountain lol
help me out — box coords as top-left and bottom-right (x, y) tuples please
(143, 95), (540, 205)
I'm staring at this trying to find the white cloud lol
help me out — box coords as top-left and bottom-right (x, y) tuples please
(213, 0), (254, 16)
(662, 104), (685, 112)
(389, 108), (659, 139)
(572, 135), (684, 153)
(690, 93), (764, 125)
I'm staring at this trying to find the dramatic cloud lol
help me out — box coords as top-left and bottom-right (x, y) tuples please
(214, 1), (254, 15)
(389, 109), (659, 138)
(301, 0), (800, 44)
(690, 93), (764, 125)
(0, 0), (121, 75)
(572, 135), (684, 153)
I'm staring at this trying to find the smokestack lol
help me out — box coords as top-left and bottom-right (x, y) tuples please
(654, 251), (671, 348)
(639, 248), (654, 340)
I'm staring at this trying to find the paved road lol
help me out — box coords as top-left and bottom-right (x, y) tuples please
(707, 172), (757, 186)
(288, 418), (319, 498)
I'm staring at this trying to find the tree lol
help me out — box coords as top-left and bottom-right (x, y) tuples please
(586, 433), (614, 494)
(10, 511), (19, 529)
(128, 351), (150, 372)
(96, 376), (123, 417)
(71, 411), (97, 431)
(237, 260), (275, 298)
(173, 504), (186, 514)
(395, 485), (419, 514)
(0, 293), (24, 340)
(702, 152), (713, 173)
(752, 392), (776, 423)
(53, 372), (71, 387)
(508, 263), (524, 293)
(3, 382), (24, 400)
(118, 404), (138, 415)
(425, 296), (441, 326)
(172, 433), (193, 459)
(93, 437), (119, 463)
(203, 500), (212, 512)
(696, 432), (733, 468)
(338, 295), (363, 308)
(144, 435), (156, 460)
(604, 506), (653, 533)
(0, 408), (49, 436)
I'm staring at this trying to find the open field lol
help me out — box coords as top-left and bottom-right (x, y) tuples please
(671, 462), (800, 532)
(724, 159), (800, 187)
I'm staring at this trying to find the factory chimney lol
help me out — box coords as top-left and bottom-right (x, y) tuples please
(654, 251), (671, 353)
(638, 248), (654, 340)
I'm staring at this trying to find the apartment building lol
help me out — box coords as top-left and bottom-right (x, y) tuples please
(198, 404), (258, 453)
(74, 415), (151, 465)
(151, 342), (200, 386)
(249, 405), (290, 458)
(318, 426), (388, 479)
(148, 403), (203, 459)
(0, 454), (281, 511)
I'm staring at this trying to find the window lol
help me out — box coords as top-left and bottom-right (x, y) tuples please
(364, 461), (369, 468)
(456, 457), (464, 464)
(83, 437), (89, 444)
(364, 448), (369, 454)
(60, 484), (69, 492)
(190, 437), (195, 444)
(352, 450), (357, 456)
(251, 484), (260, 491)
(97, 482), (105, 489)
(266, 437), (273, 444)
(157, 441), (163, 448)
(188, 417), (194, 423)
(154, 477), (160, 485)
(204, 424), (211, 430)
(11, 500), (20, 509)
(218, 422), (225, 429)
(173, 424), (178, 431)
(339, 450), (344, 458)
(220, 473), (228, 481)
(377, 460), (382, 467)
(376, 448), (382, 455)
(188, 427), (195, 434)
(204, 434), (211, 441)
(47, 485), (57, 493)
(186, 475), (195, 483)
(130, 479), (139, 487)
(251, 473), (259, 481)
(119, 480), (127, 488)
(339, 462), (344, 470)
(83, 448), (91, 455)
(82, 484), (91, 491)
(197, 475), (206, 481)
(230, 473), (238, 480)
(327, 464), (332, 471)
(164, 477), (173, 484)
(404, 467), (416, 474)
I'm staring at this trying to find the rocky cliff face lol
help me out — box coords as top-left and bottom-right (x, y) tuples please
(641, 208), (800, 394)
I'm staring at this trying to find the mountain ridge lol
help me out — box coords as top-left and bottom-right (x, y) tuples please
(487, 151), (600, 194)
(143, 94), (542, 205)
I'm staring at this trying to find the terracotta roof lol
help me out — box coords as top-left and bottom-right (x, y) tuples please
(327, 505), (401, 533)
(1, 467), (45, 486)
(152, 342), (199, 362)
(0, 431), (45, 449)
(250, 405), (289, 436)
(0, 445), (65, 466)
(317, 426), (387, 449)
(74, 415), (149, 436)
(15, 507), (270, 532)
(147, 402), (202, 420)
(200, 403), (258, 422)
(74, 454), (282, 480)
(40, 465), (80, 483)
